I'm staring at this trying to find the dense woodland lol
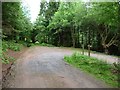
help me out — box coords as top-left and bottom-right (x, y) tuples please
(2, 1), (120, 56)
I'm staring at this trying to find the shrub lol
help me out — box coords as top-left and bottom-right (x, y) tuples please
(2, 40), (22, 51)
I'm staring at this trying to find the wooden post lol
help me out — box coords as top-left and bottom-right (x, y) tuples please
(88, 45), (91, 57)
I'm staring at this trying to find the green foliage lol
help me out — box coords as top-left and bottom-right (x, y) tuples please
(2, 2), (33, 42)
(2, 41), (23, 64)
(2, 53), (15, 64)
(34, 1), (120, 55)
(90, 2), (118, 27)
(2, 2), (32, 65)
(64, 52), (119, 87)
(32, 1), (59, 44)
(2, 41), (23, 52)
(2, 2), (120, 57)
(39, 43), (54, 47)
(31, 42), (54, 47)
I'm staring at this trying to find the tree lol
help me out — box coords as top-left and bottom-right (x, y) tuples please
(32, 1), (59, 44)
(88, 2), (119, 54)
(33, 1), (120, 55)
(2, 2), (33, 43)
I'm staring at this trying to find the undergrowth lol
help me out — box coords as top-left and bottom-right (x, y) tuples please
(2, 40), (23, 52)
(2, 40), (23, 64)
(31, 42), (54, 47)
(2, 53), (15, 64)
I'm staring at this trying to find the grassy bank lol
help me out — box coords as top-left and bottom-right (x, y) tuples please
(64, 52), (119, 87)
(2, 40), (24, 64)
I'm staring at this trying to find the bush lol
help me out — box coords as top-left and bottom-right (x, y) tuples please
(2, 40), (23, 52)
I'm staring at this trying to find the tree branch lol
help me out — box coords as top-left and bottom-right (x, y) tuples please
(107, 33), (118, 47)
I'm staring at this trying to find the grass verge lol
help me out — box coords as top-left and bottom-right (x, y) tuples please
(64, 52), (119, 87)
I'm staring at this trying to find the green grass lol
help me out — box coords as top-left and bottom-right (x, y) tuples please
(64, 52), (119, 87)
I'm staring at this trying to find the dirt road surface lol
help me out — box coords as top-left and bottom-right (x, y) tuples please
(3, 46), (118, 88)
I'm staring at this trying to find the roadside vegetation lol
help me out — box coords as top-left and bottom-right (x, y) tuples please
(2, 40), (23, 64)
(30, 42), (54, 47)
(64, 52), (120, 87)
(2, 41), (23, 52)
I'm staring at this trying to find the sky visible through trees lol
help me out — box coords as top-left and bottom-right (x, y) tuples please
(21, 0), (40, 23)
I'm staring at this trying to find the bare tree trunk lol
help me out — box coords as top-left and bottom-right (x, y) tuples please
(73, 35), (75, 47)
(103, 45), (109, 54)
(88, 45), (91, 57)
(99, 24), (118, 55)
(104, 47), (109, 54)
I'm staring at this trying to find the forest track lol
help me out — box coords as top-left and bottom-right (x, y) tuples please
(3, 46), (118, 88)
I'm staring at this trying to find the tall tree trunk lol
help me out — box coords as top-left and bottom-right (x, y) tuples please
(77, 27), (80, 47)
(73, 35), (75, 47)
(105, 47), (109, 54)
(71, 29), (75, 47)
(58, 33), (61, 46)
(103, 45), (109, 54)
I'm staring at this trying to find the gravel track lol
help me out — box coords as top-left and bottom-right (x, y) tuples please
(3, 46), (118, 88)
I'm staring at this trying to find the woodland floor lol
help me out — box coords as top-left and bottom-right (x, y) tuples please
(2, 46), (119, 88)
